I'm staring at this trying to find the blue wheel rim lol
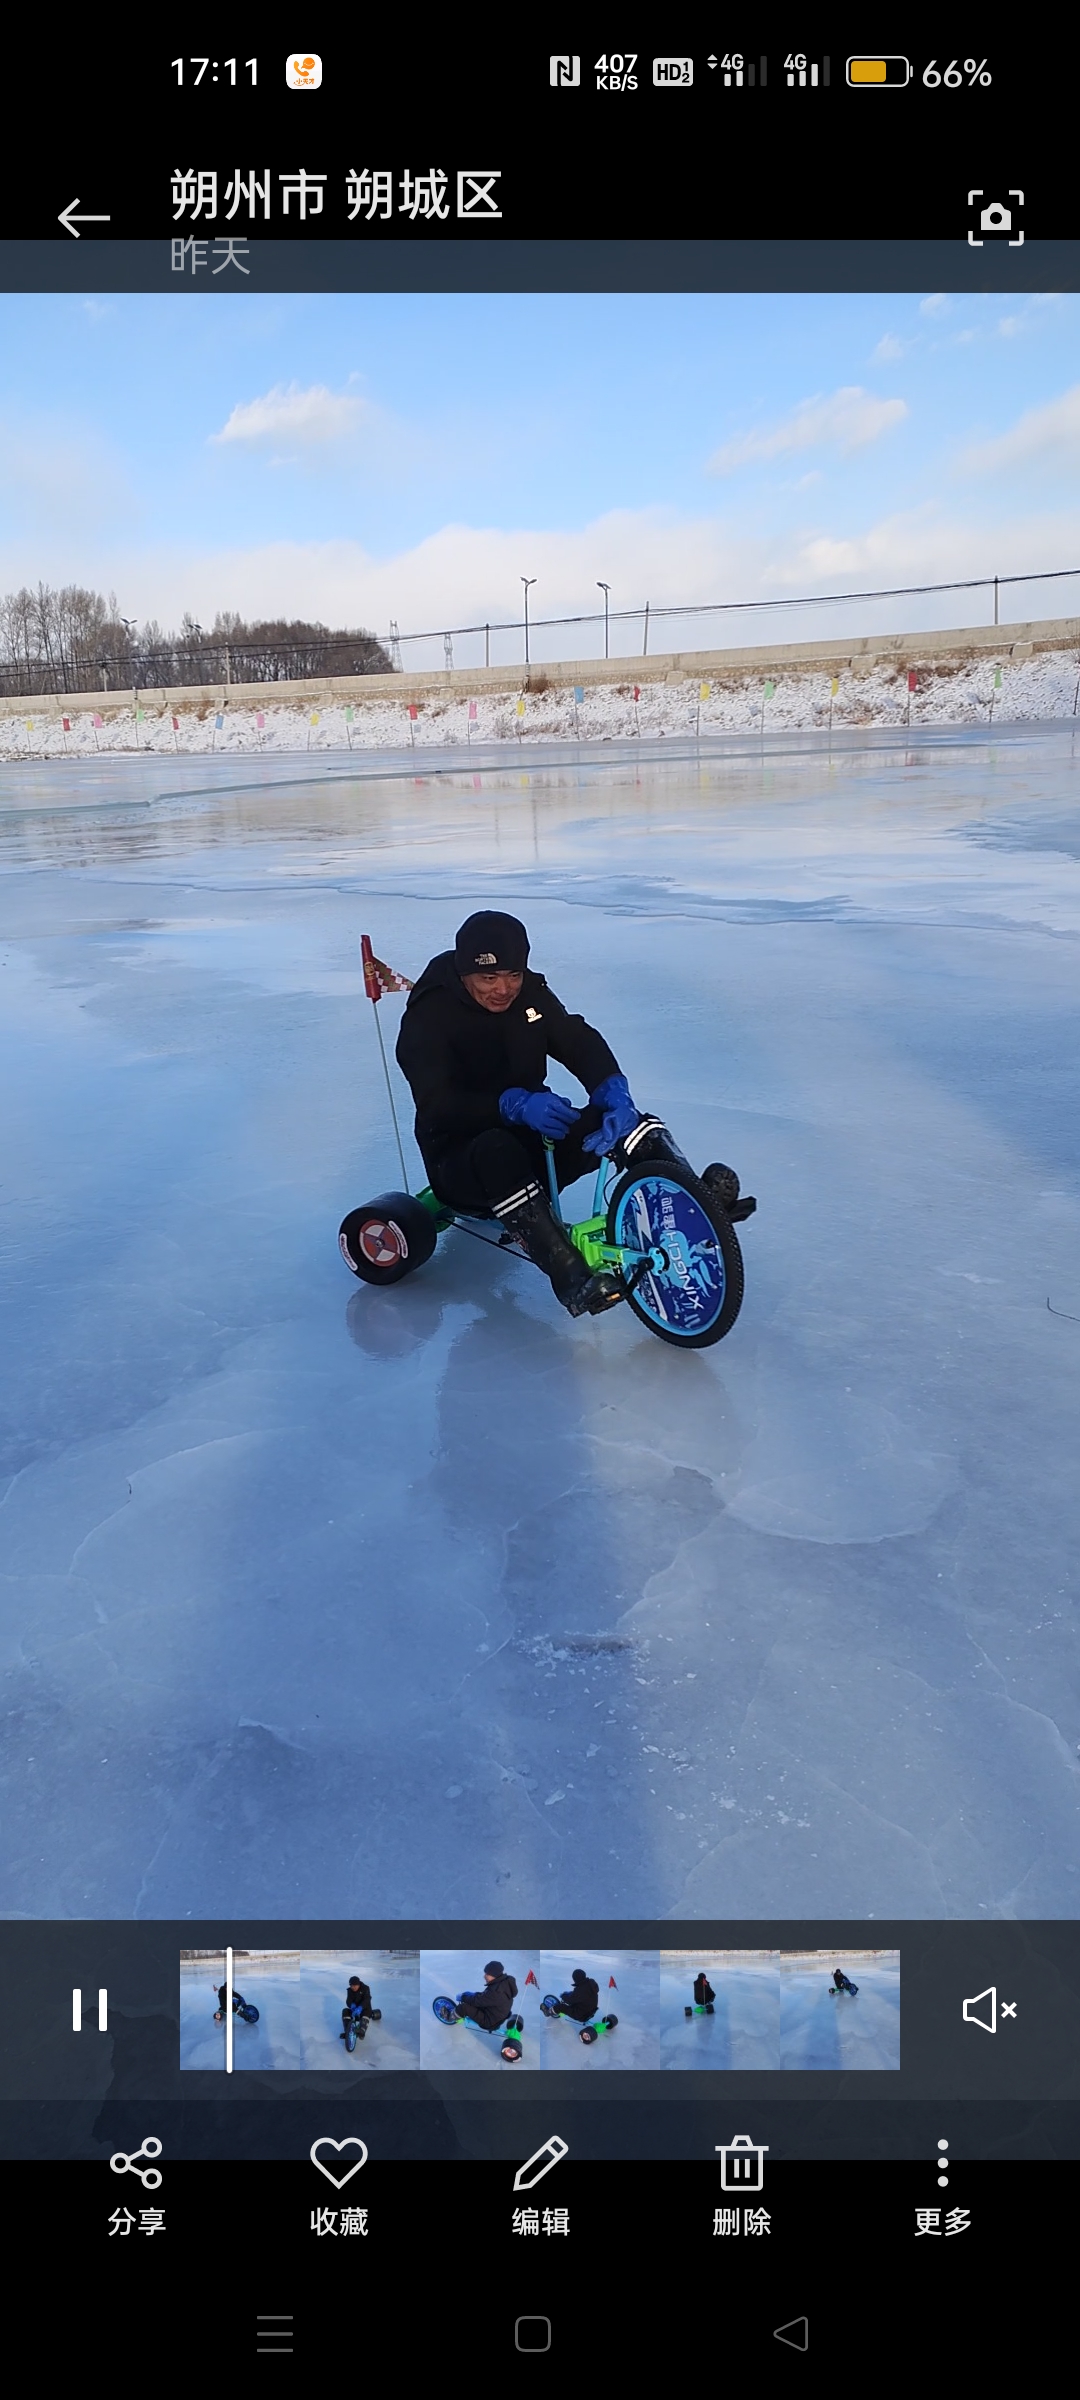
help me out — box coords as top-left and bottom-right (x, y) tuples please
(613, 1174), (726, 1338)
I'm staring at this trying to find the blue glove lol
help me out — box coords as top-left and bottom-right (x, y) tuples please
(499, 1086), (581, 1139)
(583, 1071), (639, 1155)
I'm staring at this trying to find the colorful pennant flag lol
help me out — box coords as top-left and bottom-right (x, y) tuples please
(360, 933), (413, 1001)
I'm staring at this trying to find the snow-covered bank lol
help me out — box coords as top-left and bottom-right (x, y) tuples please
(5, 625), (1078, 759)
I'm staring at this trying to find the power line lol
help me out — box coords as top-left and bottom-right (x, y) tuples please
(4, 567), (1080, 695)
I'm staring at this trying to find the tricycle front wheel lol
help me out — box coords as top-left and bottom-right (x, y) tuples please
(606, 1163), (744, 1346)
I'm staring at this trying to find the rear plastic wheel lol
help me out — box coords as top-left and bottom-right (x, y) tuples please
(338, 1192), (438, 1285)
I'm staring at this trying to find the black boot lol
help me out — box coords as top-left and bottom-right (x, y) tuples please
(613, 1119), (755, 1220)
(493, 1184), (623, 1317)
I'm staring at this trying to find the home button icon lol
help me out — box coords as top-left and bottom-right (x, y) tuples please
(515, 2316), (552, 2352)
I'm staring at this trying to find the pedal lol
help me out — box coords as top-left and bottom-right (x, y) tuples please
(729, 1196), (756, 1221)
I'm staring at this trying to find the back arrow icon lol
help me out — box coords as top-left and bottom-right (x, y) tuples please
(59, 200), (111, 238)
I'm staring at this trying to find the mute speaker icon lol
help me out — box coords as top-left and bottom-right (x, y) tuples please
(961, 1985), (1016, 2033)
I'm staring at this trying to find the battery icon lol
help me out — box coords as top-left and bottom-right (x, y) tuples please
(846, 56), (911, 86)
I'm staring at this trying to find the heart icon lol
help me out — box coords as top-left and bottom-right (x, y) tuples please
(310, 2137), (368, 2188)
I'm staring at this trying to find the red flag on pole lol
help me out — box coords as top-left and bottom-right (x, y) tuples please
(907, 669), (918, 692)
(608, 1976), (617, 1989)
(361, 933), (413, 1002)
(525, 1969), (538, 1986)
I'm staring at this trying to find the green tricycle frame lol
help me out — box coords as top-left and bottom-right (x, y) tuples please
(339, 1132), (751, 1349)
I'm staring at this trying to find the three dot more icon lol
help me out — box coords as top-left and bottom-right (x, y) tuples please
(937, 2140), (949, 2189)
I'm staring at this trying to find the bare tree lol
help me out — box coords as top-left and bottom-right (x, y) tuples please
(0, 585), (394, 697)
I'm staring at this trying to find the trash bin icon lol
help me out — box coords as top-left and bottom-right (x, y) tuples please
(716, 2135), (768, 2191)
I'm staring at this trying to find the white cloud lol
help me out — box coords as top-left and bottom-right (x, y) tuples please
(962, 384), (1080, 473)
(872, 334), (909, 361)
(10, 503), (1080, 664)
(769, 503), (1080, 597)
(211, 381), (365, 445)
(919, 294), (950, 317)
(708, 386), (908, 473)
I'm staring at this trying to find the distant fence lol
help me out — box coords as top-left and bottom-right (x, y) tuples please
(381, 566), (1080, 670)
(8, 567), (1080, 697)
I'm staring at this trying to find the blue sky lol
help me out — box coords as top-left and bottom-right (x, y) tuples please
(2, 289), (1078, 664)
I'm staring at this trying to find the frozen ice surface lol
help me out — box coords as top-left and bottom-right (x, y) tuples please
(659, 1956), (780, 2069)
(420, 1951), (542, 2070)
(3, 728), (1080, 1921)
(178, 1953), (420, 2070)
(539, 1951), (657, 2069)
(778, 1956), (901, 2070)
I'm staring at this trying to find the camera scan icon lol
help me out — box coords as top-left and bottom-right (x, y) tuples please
(968, 189), (1024, 246)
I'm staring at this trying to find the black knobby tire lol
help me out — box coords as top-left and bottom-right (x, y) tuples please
(339, 1192), (438, 1285)
(345, 2019), (357, 2052)
(606, 1160), (744, 1348)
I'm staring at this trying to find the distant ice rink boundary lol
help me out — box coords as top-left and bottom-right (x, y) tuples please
(4, 616), (1080, 760)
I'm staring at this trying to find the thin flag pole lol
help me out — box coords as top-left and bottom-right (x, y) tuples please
(361, 935), (411, 1191)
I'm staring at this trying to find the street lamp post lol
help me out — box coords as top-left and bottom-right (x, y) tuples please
(121, 616), (138, 707)
(521, 577), (537, 665)
(597, 582), (610, 659)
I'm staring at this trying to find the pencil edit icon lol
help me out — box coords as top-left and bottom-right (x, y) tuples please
(513, 2135), (569, 2191)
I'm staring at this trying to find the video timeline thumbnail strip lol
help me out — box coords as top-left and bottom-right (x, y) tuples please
(177, 1946), (900, 2071)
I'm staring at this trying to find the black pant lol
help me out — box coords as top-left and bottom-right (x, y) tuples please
(455, 1993), (507, 2031)
(428, 1111), (606, 1216)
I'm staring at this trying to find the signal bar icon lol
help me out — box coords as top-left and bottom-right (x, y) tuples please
(707, 55), (767, 86)
(786, 55), (830, 87)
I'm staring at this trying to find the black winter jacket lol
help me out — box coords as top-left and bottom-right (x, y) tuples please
(560, 1977), (600, 2021)
(395, 953), (620, 1177)
(458, 1972), (519, 2031)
